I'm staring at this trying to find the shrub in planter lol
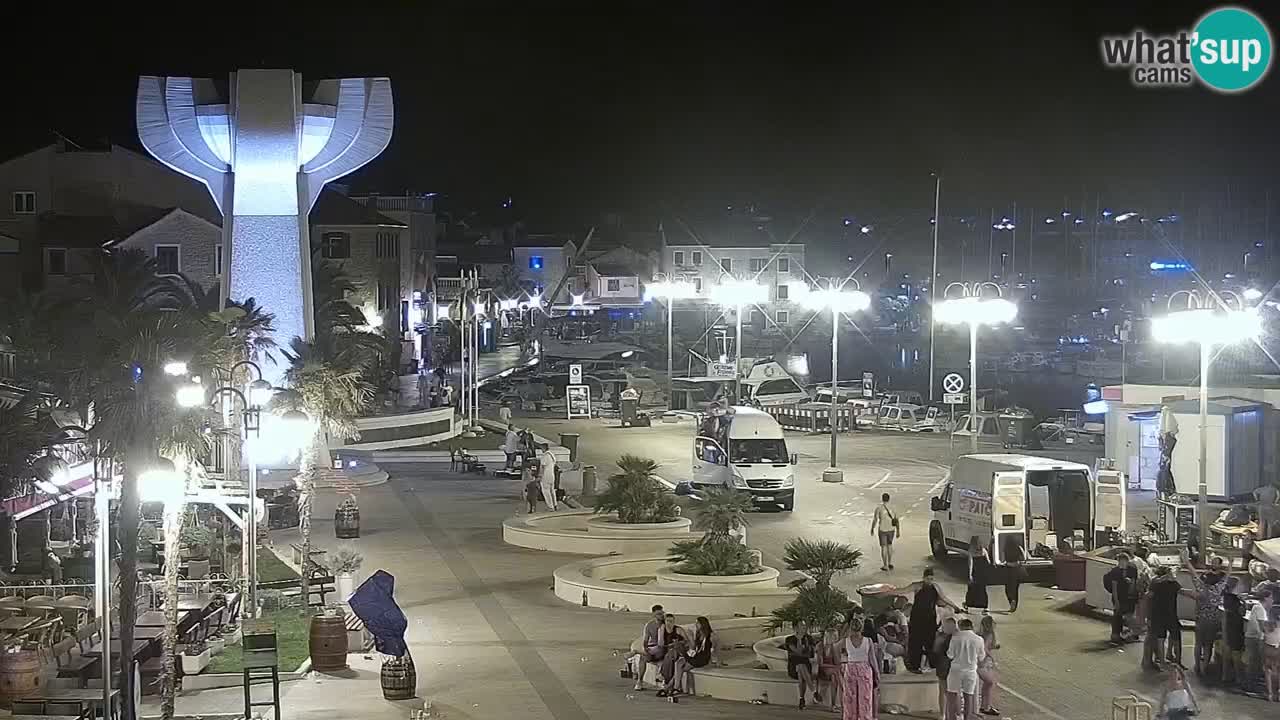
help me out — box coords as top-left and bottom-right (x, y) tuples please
(593, 455), (678, 524)
(767, 538), (863, 635)
(668, 536), (761, 576)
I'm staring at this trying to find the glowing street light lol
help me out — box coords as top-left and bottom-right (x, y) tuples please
(1243, 287), (1264, 302)
(175, 382), (205, 408)
(163, 360), (188, 377)
(801, 281), (871, 483)
(711, 277), (768, 400)
(645, 277), (698, 408)
(1153, 294), (1261, 552)
(935, 283), (1018, 452)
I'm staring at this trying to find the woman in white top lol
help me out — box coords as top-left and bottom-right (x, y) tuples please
(841, 617), (880, 720)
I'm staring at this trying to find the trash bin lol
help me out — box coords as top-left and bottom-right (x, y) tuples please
(1053, 553), (1086, 591)
(557, 461), (583, 495)
(856, 583), (901, 616)
(621, 398), (639, 427)
(582, 465), (597, 497)
(559, 433), (580, 462)
(1001, 414), (1042, 450)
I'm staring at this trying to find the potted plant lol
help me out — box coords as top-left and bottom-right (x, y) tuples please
(179, 524), (216, 560)
(181, 638), (211, 674)
(331, 547), (364, 602)
(593, 455), (679, 524)
(667, 489), (759, 576)
(766, 538), (862, 637)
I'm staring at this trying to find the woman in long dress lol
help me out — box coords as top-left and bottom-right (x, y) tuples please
(964, 536), (991, 614)
(842, 617), (880, 720)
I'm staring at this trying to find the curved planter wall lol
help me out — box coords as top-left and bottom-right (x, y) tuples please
(554, 555), (794, 616)
(753, 635), (788, 672)
(503, 510), (699, 555)
(654, 566), (779, 589)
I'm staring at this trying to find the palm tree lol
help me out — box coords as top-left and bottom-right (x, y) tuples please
(767, 538), (863, 636)
(273, 338), (373, 603)
(781, 537), (862, 589)
(690, 488), (752, 538)
(667, 489), (756, 576)
(593, 455), (678, 524)
(0, 392), (53, 501)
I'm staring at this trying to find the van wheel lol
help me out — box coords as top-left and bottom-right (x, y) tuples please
(930, 523), (948, 560)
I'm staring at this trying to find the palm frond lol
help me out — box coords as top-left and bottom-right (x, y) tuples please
(782, 538), (862, 587)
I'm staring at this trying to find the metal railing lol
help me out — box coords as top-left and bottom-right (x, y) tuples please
(762, 403), (857, 433)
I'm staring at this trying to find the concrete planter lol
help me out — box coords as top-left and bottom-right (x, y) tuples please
(180, 649), (211, 675)
(554, 555), (794, 616)
(503, 510), (701, 555)
(336, 573), (355, 603)
(753, 635), (789, 672)
(207, 637), (226, 655)
(654, 565), (780, 589)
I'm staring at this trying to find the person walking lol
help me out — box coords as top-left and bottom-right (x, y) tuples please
(906, 568), (962, 673)
(842, 616), (880, 720)
(498, 401), (513, 425)
(1002, 541), (1026, 612)
(538, 444), (559, 511)
(1221, 576), (1246, 685)
(870, 493), (900, 571)
(963, 536), (991, 615)
(976, 615), (1000, 716)
(947, 617), (985, 720)
(1103, 552), (1138, 643)
(503, 424), (521, 470)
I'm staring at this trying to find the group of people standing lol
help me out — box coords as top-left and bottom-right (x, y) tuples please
(1104, 549), (1280, 703)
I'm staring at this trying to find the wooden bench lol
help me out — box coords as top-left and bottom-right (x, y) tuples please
(306, 572), (337, 608)
(289, 544), (327, 567)
(52, 637), (99, 688)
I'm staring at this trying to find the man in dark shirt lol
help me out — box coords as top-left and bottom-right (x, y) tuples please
(1103, 553), (1139, 643)
(1220, 576), (1247, 686)
(1145, 565), (1183, 669)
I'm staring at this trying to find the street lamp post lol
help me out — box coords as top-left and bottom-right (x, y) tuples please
(935, 283), (1018, 452)
(801, 281), (871, 483)
(1152, 295), (1260, 553)
(177, 370), (273, 617)
(710, 277), (767, 402)
(645, 276), (697, 408)
(50, 426), (111, 719)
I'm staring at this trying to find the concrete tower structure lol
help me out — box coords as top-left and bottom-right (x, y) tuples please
(136, 70), (393, 383)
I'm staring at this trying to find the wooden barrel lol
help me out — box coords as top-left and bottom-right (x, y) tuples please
(308, 614), (349, 672)
(0, 649), (42, 707)
(380, 654), (417, 700)
(334, 503), (360, 539)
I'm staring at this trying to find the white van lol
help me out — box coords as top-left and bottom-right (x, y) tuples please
(691, 406), (798, 510)
(928, 454), (1125, 566)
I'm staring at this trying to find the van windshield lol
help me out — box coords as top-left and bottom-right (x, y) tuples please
(731, 438), (788, 463)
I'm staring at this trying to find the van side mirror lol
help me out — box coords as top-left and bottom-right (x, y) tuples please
(930, 496), (946, 512)
(790, 453), (798, 466)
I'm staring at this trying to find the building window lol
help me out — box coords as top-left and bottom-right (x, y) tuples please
(720, 257), (732, 273)
(751, 310), (763, 324)
(375, 232), (400, 258)
(750, 258), (767, 273)
(215, 244), (223, 276)
(0, 351), (14, 379)
(776, 310), (790, 323)
(321, 232), (351, 259)
(46, 248), (66, 275)
(11, 192), (35, 214)
(377, 281), (400, 311)
(154, 245), (180, 275)
(673, 250), (685, 266)
(777, 284), (789, 300)
(607, 278), (621, 292)
(692, 251), (703, 266)
(692, 277), (703, 293)
(529, 255), (544, 270)
(778, 257), (790, 273)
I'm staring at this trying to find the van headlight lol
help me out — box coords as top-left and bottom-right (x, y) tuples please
(733, 475), (749, 489)
(782, 475), (794, 488)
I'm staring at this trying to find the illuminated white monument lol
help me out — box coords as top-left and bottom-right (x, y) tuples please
(136, 70), (393, 383)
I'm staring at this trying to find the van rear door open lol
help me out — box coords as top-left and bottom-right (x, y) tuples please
(991, 471), (1025, 564)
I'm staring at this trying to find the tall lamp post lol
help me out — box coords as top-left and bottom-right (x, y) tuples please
(645, 275), (697, 408)
(47, 426), (112, 719)
(1152, 292), (1260, 553)
(176, 373), (273, 616)
(710, 277), (768, 402)
(801, 280), (871, 483)
(934, 282), (1018, 452)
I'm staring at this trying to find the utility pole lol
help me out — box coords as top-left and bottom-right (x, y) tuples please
(928, 173), (941, 402)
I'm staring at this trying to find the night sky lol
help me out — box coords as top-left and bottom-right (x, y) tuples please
(5, 2), (1278, 230)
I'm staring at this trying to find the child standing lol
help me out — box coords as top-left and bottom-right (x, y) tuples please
(524, 477), (541, 513)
